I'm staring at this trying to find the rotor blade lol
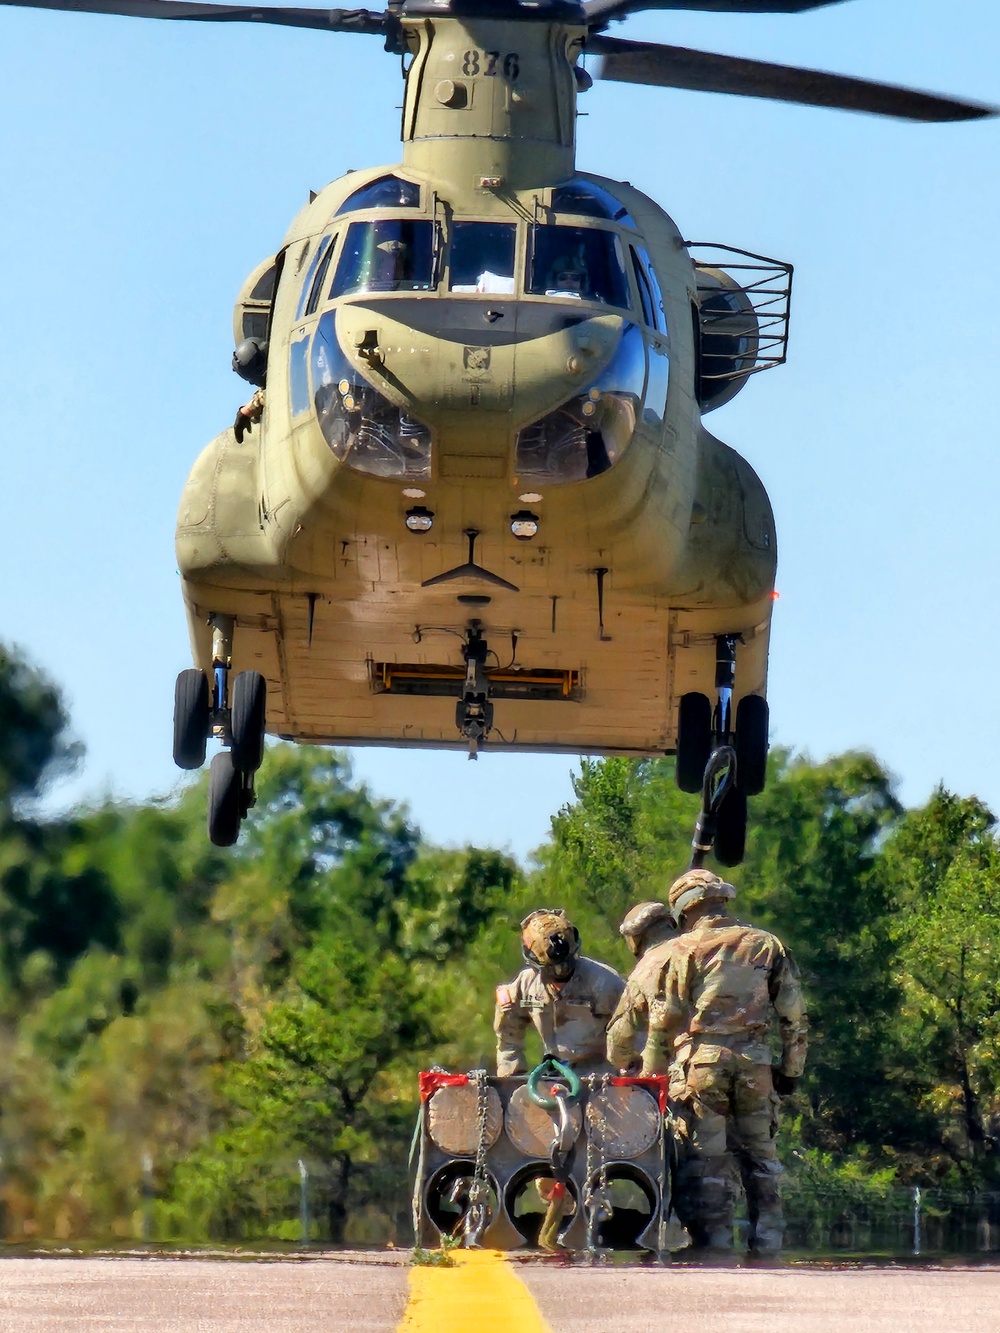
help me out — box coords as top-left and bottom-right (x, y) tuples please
(585, 0), (846, 26)
(0, 0), (389, 34)
(589, 36), (997, 121)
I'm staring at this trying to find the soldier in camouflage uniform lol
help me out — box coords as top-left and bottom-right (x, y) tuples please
(494, 909), (624, 1077)
(606, 901), (680, 1076)
(633, 869), (808, 1255)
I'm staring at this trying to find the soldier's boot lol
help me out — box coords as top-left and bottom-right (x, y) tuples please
(675, 1156), (735, 1254)
(745, 1161), (784, 1256)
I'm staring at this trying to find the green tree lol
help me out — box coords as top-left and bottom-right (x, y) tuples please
(173, 933), (439, 1242)
(882, 794), (1000, 1178)
(0, 643), (81, 816)
(166, 747), (515, 1242)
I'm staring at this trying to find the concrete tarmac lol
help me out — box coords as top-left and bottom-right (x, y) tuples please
(2, 1253), (1000, 1331)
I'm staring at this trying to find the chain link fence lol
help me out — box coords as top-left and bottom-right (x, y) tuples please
(778, 1186), (1000, 1258)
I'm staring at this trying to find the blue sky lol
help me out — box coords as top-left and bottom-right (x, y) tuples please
(1, 0), (997, 859)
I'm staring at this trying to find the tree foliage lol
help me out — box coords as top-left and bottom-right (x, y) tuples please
(3, 638), (1000, 1241)
(0, 644), (81, 815)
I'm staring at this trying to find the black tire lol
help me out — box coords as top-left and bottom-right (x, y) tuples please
(208, 750), (242, 847)
(173, 669), (210, 770)
(676, 692), (713, 793)
(735, 694), (769, 796)
(231, 670), (267, 772)
(714, 784), (747, 867)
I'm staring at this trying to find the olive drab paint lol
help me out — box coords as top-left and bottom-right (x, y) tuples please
(175, 2), (778, 761)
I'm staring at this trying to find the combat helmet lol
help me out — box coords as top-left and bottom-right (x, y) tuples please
(619, 901), (674, 957)
(546, 247), (589, 293)
(521, 908), (581, 981)
(668, 868), (735, 923)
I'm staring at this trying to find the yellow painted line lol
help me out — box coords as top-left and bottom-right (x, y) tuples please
(398, 1249), (552, 1333)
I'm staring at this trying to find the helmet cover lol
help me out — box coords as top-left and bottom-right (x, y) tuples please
(520, 908), (581, 976)
(668, 868), (735, 920)
(619, 900), (672, 942)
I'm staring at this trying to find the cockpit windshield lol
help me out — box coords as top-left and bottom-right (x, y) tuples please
(335, 175), (420, 215)
(527, 226), (630, 308)
(449, 221), (517, 295)
(329, 219), (435, 298)
(551, 179), (636, 228)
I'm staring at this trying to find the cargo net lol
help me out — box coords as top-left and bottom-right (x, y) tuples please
(687, 241), (793, 390)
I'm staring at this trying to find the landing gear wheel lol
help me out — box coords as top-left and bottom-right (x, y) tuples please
(208, 750), (243, 847)
(231, 670), (267, 772)
(676, 692), (713, 793)
(735, 695), (769, 796)
(714, 784), (747, 867)
(173, 669), (210, 770)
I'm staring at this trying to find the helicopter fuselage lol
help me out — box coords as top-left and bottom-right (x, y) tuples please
(176, 8), (777, 755)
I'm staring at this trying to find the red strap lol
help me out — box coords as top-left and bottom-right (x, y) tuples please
(418, 1071), (470, 1102)
(610, 1075), (669, 1115)
(418, 1070), (669, 1112)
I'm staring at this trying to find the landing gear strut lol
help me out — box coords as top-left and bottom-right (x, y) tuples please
(456, 621), (494, 759)
(675, 634), (768, 868)
(171, 613), (267, 847)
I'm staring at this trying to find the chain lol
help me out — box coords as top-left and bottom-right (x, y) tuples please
(596, 1072), (611, 1204)
(470, 1068), (490, 1203)
(459, 1069), (492, 1247)
(584, 1074), (596, 1212)
(584, 1072), (613, 1251)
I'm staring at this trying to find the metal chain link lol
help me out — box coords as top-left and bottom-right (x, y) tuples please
(584, 1072), (613, 1251)
(596, 1072), (611, 1205)
(460, 1069), (491, 1247)
(584, 1074), (596, 1211)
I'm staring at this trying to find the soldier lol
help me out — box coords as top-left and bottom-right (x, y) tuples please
(606, 901), (680, 1076)
(652, 869), (808, 1257)
(494, 909), (624, 1078)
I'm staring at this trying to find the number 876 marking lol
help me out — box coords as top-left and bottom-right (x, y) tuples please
(463, 50), (521, 79)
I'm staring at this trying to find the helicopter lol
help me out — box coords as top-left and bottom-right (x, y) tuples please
(3, 0), (993, 852)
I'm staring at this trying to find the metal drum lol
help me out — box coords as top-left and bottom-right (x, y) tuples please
(505, 1082), (583, 1158)
(427, 1081), (503, 1156)
(585, 1084), (661, 1159)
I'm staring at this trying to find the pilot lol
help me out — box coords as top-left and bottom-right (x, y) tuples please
(644, 869), (809, 1257)
(605, 900), (681, 1076)
(373, 237), (411, 289)
(545, 250), (589, 298)
(494, 909), (624, 1078)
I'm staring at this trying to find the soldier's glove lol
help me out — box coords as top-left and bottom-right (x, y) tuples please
(234, 391), (265, 443)
(772, 1071), (799, 1097)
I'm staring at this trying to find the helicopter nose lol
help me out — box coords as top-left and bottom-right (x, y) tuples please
(332, 300), (626, 427)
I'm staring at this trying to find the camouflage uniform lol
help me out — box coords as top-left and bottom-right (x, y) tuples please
(494, 956), (625, 1077)
(657, 902), (808, 1253)
(606, 900), (680, 1075)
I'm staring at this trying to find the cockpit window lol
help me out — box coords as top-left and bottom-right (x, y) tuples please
(329, 219), (436, 298)
(335, 174), (420, 215)
(527, 225), (630, 309)
(295, 234), (333, 320)
(449, 222), (517, 294)
(631, 245), (667, 336)
(249, 264), (277, 302)
(312, 312), (431, 479)
(551, 179), (636, 229)
(514, 323), (646, 483)
(305, 233), (337, 316)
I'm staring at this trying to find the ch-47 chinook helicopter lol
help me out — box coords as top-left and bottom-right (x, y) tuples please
(5, 0), (992, 852)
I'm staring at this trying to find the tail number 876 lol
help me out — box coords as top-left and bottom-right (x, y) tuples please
(462, 50), (520, 79)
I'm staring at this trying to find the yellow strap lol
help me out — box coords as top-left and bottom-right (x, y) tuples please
(398, 1249), (552, 1333)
